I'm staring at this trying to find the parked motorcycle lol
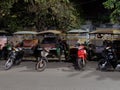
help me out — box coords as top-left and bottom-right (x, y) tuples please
(4, 47), (24, 70)
(97, 45), (120, 71)
(35, 48), (49, 72)
(77, 45), (87, 70)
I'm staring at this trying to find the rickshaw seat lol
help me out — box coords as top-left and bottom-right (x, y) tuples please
(23, 39), (38, 49)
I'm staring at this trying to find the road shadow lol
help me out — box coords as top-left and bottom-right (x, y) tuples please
(0, 59), (99, 73)
(76, 61), (120, 81)
(80, 69), (120, 81)
(66, 61), (120, 81)
(0, 58), (76, 72)
(0, 60), (6, 71)
(1, 59), (120, 81)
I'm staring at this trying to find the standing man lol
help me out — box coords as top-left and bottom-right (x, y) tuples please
(61, 39), (69, 61)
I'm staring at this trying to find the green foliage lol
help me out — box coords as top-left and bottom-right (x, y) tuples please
(103, 0), (120, 23)
(0, 0), (81, 33)
(27, 0), (81, 32)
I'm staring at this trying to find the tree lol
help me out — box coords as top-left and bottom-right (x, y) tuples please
(0, 0), (25, 33)
(0, 0), (82, 33)
(103, 0), (120, 23)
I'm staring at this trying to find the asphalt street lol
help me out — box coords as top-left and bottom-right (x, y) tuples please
(0, 60), (120, 90)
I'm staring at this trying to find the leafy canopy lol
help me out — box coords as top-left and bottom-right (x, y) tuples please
(103, 0), (120, 23)
(0, 0), (81, 33)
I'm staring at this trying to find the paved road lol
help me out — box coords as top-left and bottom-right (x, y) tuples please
(0, 60), (120, 90)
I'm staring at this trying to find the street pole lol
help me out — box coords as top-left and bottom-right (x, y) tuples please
(86, 28), (90, 44)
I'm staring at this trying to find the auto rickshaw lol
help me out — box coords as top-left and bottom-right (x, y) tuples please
(37, 30), (68, 61)
(13, 30), (39, 60)
(89, 28), (120, 60)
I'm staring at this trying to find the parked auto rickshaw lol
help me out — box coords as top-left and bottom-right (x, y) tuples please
(37, 30), (68, 61)
(89, 28), (120, 60)
(13, 30), (39, 59)
(0, 30), (13, 59)
(0, 30), (9, 49)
